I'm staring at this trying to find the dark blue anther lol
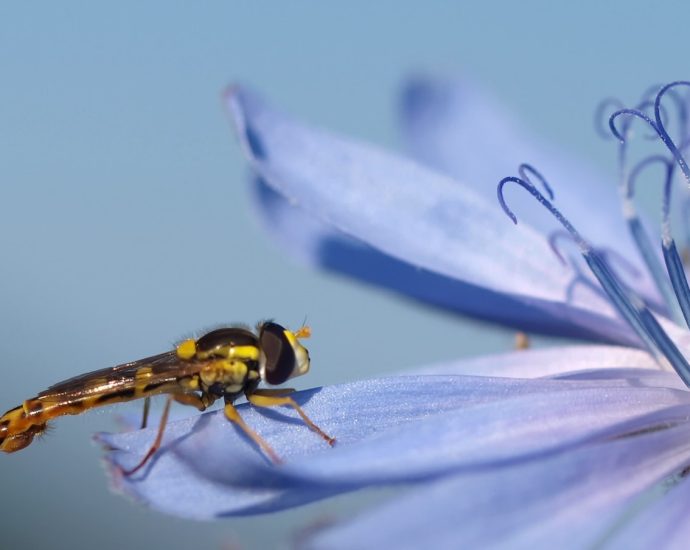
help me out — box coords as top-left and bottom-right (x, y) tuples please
(609, 83), (690, 328)
(654, 82), (690, 185)
(598, 247), (642, 280)
(498, 173), (690, 387)
(594, 97), (625, 140)
(549, 230), (641, 280)
(607, 102), (686, 323)
(497, 176), (587, 250)
(623, 154), (683, 323)
(518, 163), (554, 201)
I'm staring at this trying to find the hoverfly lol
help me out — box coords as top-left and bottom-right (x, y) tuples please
(0, 322), (335, 474)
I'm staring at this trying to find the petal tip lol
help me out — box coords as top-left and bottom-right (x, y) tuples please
(93, 431), (118, 450)
(222, 85), (267, 162)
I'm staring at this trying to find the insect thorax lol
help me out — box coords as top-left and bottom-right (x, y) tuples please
(188, 327), (263, 402)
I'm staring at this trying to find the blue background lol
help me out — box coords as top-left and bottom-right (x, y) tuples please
(0, 2), (686, 548)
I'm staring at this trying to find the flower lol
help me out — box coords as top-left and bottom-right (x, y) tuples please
(234, 77), (663, 345)
(100, 78), (690, 547)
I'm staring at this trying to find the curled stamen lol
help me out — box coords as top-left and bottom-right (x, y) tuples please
(598, 247), (643, 280)
(565, 256), (609, 306)
(608, 101), (660, 202)
(651, 150), (690, 327)
(549, 230), (638, 304)
(548, 230), (573, 266)
(610, 83), (690, 185)
(497, 176), (588, 251)
(518, 163), (554, 200)
(627, 155), (672, 201)
(626, 155), (680, 312)
(594, 97), (625, 140)
(549, 230), (641, 280)
(608, 100), (668, 144)
(654, 81), (690, 185)
(609, 108), (659, 143)
(498, 173), (690, 386)
(610, 83), (690, 328)
(639, 86), (673, 140)
(547, 231), (598, 292)
(645, 82), (690, 143)
(607, 106), (685, 323)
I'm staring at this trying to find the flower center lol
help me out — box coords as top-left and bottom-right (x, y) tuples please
(498, 82), (690, 388)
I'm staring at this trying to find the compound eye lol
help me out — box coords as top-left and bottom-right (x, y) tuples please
(260, 322), (296, 385)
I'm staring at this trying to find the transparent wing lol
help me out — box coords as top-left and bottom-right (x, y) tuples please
(37, 351), (205, 403)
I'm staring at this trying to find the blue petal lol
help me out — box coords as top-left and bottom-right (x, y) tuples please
(606, 473), (690, 548)
(414, 344), (686, 387)
(304, 419), (690, 549)
(251, 177), (636, 344)
(98, 372), (690, 519)
(227, 86), (641, 345)
(399, 75), (661, 304)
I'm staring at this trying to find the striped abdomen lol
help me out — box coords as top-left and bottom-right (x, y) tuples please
(0, 379), (187, 453)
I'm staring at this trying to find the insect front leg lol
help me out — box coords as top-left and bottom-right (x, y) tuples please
(223, 402), (282, 464)
(247, 390), (335, 446)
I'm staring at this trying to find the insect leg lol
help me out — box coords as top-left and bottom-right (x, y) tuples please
(122, 393), (215, 475)
(121, 395), (173, 476)
(140, 397), (151, 429)
(223, 402), (282, 464)
(247, 391), (335, 446)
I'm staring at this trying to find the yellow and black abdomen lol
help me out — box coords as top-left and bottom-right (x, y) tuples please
(0, 394), (78, 453)
(0, 377), (187, 453)
(0, 402), (48, 452)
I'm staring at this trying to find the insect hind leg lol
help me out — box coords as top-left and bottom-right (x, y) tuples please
(121, 396), (174, 476)
(121, 393), (210, 477)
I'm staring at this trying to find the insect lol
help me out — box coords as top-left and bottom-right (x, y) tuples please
(0, 321), (335, 474)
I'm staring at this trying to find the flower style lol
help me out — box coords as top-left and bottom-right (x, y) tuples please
(100, 78), (690, 547)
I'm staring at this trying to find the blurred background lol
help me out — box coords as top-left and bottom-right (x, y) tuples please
(0, 1), (687, 548)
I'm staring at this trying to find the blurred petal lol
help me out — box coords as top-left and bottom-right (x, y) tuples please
(413, 343), (676, 380)
(227, 86), (639, 344)
(99, 372), (690, 519)
(305, 421), (690, 549)
(606, 474), (690, 549)
(104, 436), (327, 520)
(251, 177), (635, 343)
(399, 75), (660, 303)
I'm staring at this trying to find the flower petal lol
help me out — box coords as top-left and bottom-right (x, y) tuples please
(251, 177), (636, 343)
(104, 440), (324, 520)
(304, 421), (690, 549)
(227, 86), (639, 344)
(606, 474), (690, 548)
(399, 75), (660, 303)
(99, 373), (690, 518)
(272, 384), (690, 487)
(413, 344), (679, 381)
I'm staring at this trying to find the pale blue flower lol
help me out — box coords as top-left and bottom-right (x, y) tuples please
(100, 78), (690, 547)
